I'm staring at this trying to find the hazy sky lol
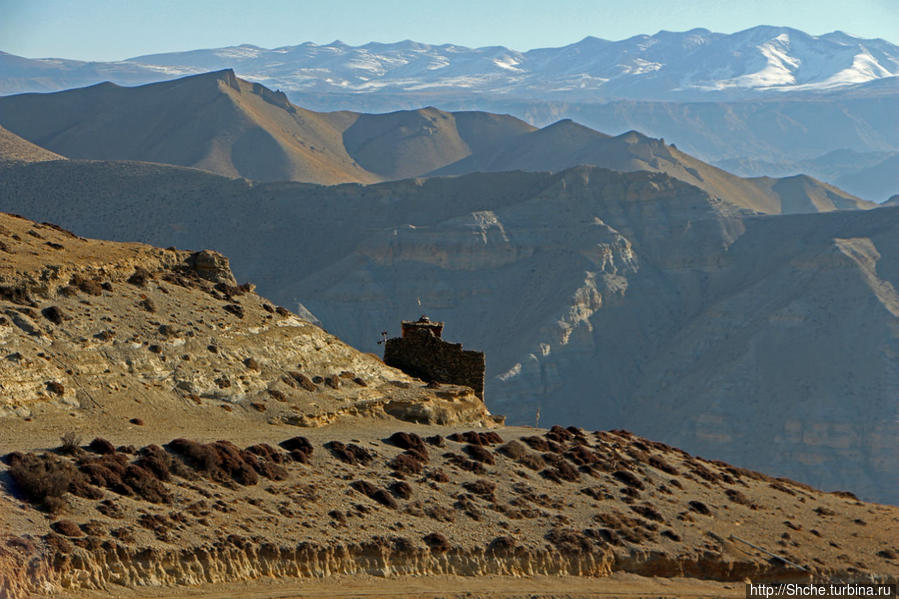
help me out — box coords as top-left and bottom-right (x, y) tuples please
(3, 0), (897, 61)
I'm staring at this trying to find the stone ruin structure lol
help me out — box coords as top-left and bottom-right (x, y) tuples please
(383, 316), (485, 400)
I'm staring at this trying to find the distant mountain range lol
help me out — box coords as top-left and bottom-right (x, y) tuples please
(0, 70), (872, 212)
(2, 26), (896, 201)
(2, 26), (897, 101)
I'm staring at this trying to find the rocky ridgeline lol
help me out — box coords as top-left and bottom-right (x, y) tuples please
(0, 426), (895, 598)
(0, 212), (492, 428)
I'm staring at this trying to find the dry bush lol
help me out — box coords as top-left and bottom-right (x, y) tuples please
(629, 503), (665, 523)
(425, 504), (455, 522)
(127, 267), (150, 287)
(546, 528), (592, 553)
(612, 470), (645, 490)
(350, 480), (397, 509)
(462, 444), (495, 465)
(87, 438), (116, 455)
(443, 452), (486, 475)
(497, 440), (527, 460)
(386, 432), (429, 462)
(58, 431), (81, 454)
(487, 536), (517, 554)
(122, 464), (171, 503)
(546, 425), (574, 443)
(426, 435), (445, 447)
(564, 445), (599, 466)
(51, 520), (83, 537)
(8, 452), (80, 510)
(69, 274), (103, 296)
(593, 511), (657, 543)
(325, 441), (373, 466)
(580, 486), (612, 501)
(661, 529), (682, 542)
(41, 306), (65, 324)
(687, 461), (720, 483)
(167, 439), (259, 485)
(390, 452), (424, 475)
(134, 444), (173, 481)
(423, 532), (450, 552)
(426, 468), (450, 483)
(280, 436), (313, 463)
(688, 500), (711, 515)
(287, 371), (317, 391)
(463, 479), (496, 501)
(447, 431), (503, 445)
(648, 455), (679, 475)
(521, 436), (551, 452)
(389, 481), (413, 499)
(725, 488), (754, 506)
(769, 481), (796, 496)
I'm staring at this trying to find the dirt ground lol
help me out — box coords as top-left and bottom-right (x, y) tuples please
(57, 572), (745, 598)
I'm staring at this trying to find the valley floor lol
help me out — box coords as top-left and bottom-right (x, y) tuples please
(56, 572), (745, 599)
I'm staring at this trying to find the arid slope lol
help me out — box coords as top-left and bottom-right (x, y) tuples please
(0, 71), (872, 212)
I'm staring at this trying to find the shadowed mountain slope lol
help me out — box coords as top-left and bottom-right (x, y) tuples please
(0, 160), (896, 504)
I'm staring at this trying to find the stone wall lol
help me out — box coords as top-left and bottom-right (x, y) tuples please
(384, 329), (485, 400)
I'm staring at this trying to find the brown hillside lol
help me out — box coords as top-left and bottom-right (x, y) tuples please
(0, 71), (533, 184)
(0, 125), (65, 164)
(432, 121), (874, 215)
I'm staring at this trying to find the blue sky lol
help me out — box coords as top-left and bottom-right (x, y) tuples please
(2, 0), (897, 61)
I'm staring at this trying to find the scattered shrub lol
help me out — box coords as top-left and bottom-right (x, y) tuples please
(688, 500), (711, 515)
(521, 436), (551, 452)
(51, 520), (83, 537)
(487, 536), (516, 554)
(612, 470), (645, 490)
(325, 441), (373, 466)
(41, 306), (65, 324)
(390, 452), (424, 475)
(661, 529), (682, 542)
(423, 532), (450, 552)
(725, 489), (753, 506)
(389, 481), (413, 499)
(463, 479), (496, 500)
(443, 452), (486, 475)
(386, 432), (429, 462)
(87, 438), (116, 455)
(629, 503), (665, 522)
(127, 267), (150, 287)
(648, 455), (679, 475)
(447, 431), (503, 445)
(546, 528), (592, 553)
(462, 444), (494, 465)
(167, 439), (258, 486)
(9, 452), (79, 510)
(280, 436), (313, 463)
(350, 480), (397, 509)
(58, 431), (81, 454)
